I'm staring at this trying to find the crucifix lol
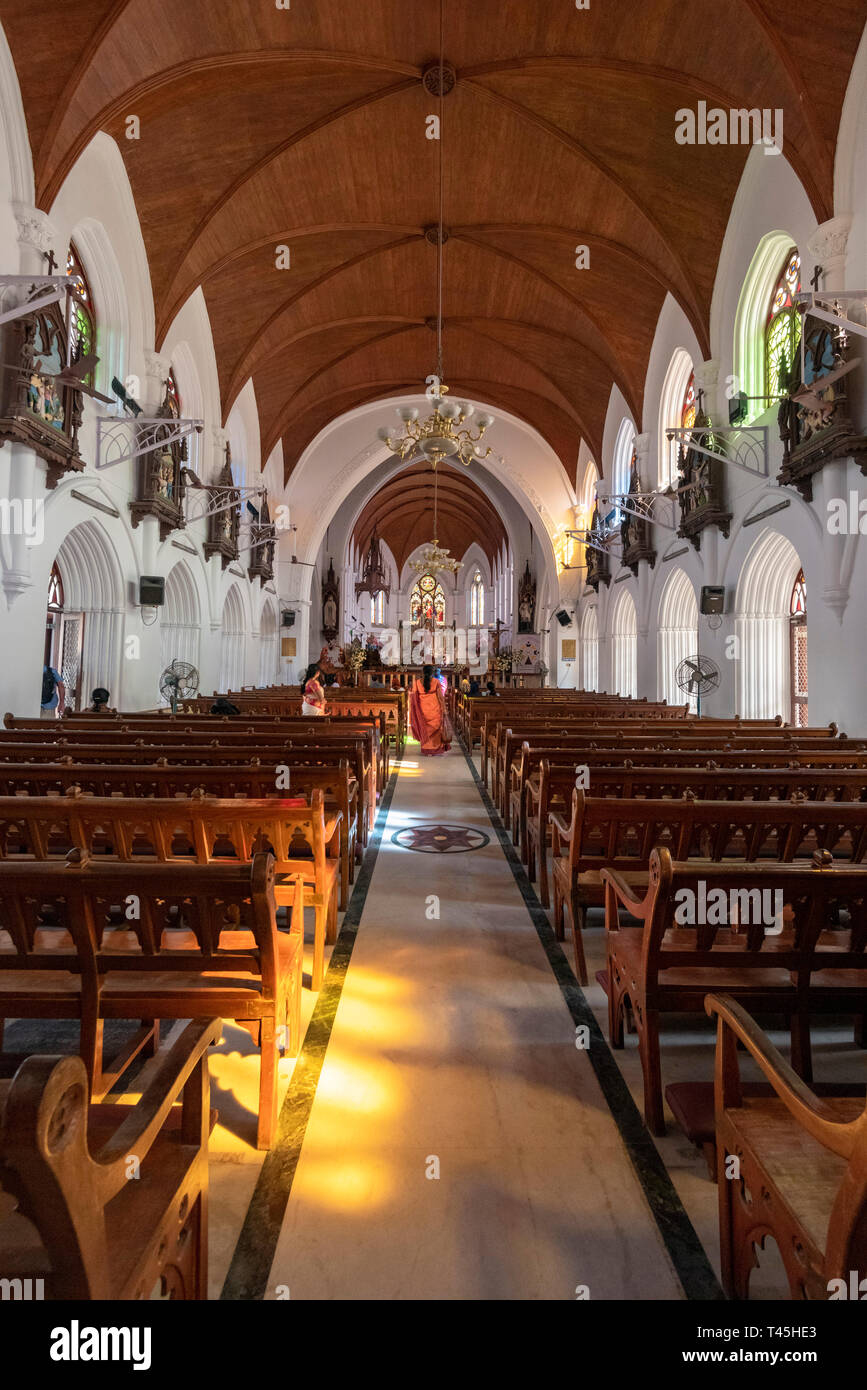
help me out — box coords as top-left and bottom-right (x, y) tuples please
(42, 249), (58, 275)
(810, 264), (825, 293)
(696, 387), (706, 415)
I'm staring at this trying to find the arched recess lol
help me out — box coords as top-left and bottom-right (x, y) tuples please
(52, 519), (124, 710)
(735, 529), (803, 720)
(611, 418), (635, 519)
(160, 561), (200, 696)
(611, 587), (637, 699)
(657, 348), (694, 489)
(258, 598), (279, 688)
(65, 217), (129, 397)
(220, 583), (246, 693)
(657, 568), (698, 709)
(580, 604), (599, 694)
(733, 231), (799, 425)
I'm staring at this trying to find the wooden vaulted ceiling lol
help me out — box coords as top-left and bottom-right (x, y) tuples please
(5, 1), (865, 483)
(353, 459), (508, 572)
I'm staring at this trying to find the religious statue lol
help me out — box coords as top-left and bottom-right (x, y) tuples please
(321, 559), (340, 639)
(675, 392), (732, 550)
(0, 290), (83, 486)
(130, 378), (187, 541)
(619, 454), (656, 576)
(777, 321), (867, 500)
(517, 561), (536, 633)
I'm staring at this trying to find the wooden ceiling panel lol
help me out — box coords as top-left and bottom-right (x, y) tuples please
(352, 459), (509, 571)
(5, 0), (863, 482)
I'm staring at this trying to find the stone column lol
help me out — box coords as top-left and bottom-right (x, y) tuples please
(807, 215), (851, 293)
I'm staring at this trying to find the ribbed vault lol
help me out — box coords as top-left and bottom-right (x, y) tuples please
(5, 1), (863, 477)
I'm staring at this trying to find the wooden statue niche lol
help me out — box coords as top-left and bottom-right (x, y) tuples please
(0, 280), (85, 488)
(248, 492), (275, 584)
(203, 443), (240, 569)
(517, 561), (536, 633)
(619, 452), (656, 576)
(129, 377), (188, 541)
(778, 317), (867, 500)
(676, 392), (732, 550)
(321, 559), (340, 639)
(585, 504), (610, 592)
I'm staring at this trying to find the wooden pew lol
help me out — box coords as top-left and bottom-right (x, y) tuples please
(0, 1017), (221, 1299)
(0, 854), (302, 1149)
(601, 852), (867, 1134)
(0, 790), (338, 992)
(523, 759), (867, 906)
(549, 790), (867, 984)
(704, 993), (867, 1300)
(0, 758), (359, 909)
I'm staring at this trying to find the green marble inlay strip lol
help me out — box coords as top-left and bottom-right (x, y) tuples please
(459, 741), (724, 1303)
(220, 771), (399, 1301)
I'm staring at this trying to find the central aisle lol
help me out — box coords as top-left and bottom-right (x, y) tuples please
(265, 744), (684, 1300)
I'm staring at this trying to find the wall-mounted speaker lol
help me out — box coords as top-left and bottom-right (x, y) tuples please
(281, 610), (296, 628)
(700, 585), (725, 615)
(555, 608), (572, 627)
(728, 392), (749, 426)
(139, 576), (165, 607)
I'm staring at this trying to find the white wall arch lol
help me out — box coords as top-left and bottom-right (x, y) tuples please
(49, 132), (154, 392)
(160, 560), (201, 695)
(657, 348), (695, 490)
(580, 603), (599, 693)
(732, 230), (799, 424)
(612, 418), (635, 502)
(835, 20), (867, 286)
(657, 567), (699, 708)
(257, 596), (280, 687)
(610, 586), (638, 698)
(54, 518), (125, 710)
(220, 583), (247, 693)
(735, 528), (803, 720)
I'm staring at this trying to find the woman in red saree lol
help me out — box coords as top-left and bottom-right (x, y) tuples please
(410, 664), (453, 756)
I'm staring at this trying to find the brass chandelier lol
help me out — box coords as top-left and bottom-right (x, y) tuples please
(408, 459), (462, 576)
(378, 388), (495, 467)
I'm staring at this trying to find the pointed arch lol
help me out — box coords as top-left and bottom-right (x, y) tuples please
(733, 231), (799, 425)
(160, 561), (201, 695)
(220, 583), (246, 693)
(735, 529), (803, 719)
(657, 568), (698, 708)
(53, 519), (124, 710)
(610, 587), (637, 698)
(657, 348), (695, 489)
(580, 603), (599, 693)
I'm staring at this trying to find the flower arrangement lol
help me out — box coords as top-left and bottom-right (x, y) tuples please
(344, 637), (366, 672)
(493, 646), (513, 674)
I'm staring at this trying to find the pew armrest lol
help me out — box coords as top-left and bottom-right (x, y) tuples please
(600, 866), (650, 919)
(704, 994), (861, 1158)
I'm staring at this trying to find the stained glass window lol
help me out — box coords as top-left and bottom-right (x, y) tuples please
(410, 574), (445, 627)
(765, 249), (801, 400)
(66, 243), (95, 380)
(681, 373), (696, 434)
(790, 568), (806, 617)
(470, 572), (484, 627)
(370, 591), (384, 625)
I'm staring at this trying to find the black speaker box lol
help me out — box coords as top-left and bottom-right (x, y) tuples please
(139, 576), (165, 607)
(555, 608), (572, 627)
(700, 585), (725, 615)
(282, 610), (296, 628)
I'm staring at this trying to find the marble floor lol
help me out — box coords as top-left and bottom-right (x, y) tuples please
(255, 743), (687, 1301)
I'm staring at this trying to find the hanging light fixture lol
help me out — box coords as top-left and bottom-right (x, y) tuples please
(408, 461), (462, 575)
(376, 0), (495, 469)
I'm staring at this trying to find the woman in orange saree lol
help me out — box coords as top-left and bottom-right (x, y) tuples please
(409, 664), (453, 756)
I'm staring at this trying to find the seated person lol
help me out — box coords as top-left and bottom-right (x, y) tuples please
(89, 686), (111, 713)
(485, 680), (498, 697)
(210, 697), (240, 716)
(468, 677), (481, 697)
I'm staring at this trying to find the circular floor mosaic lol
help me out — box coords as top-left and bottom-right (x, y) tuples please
(391, 823), (490, 854)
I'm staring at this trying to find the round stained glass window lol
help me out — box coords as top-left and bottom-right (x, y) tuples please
(420, 575), (435, 593)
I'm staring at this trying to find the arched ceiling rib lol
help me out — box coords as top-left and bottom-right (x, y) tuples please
(5, 0), (863, 479)
(352, 459), (509, 572)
